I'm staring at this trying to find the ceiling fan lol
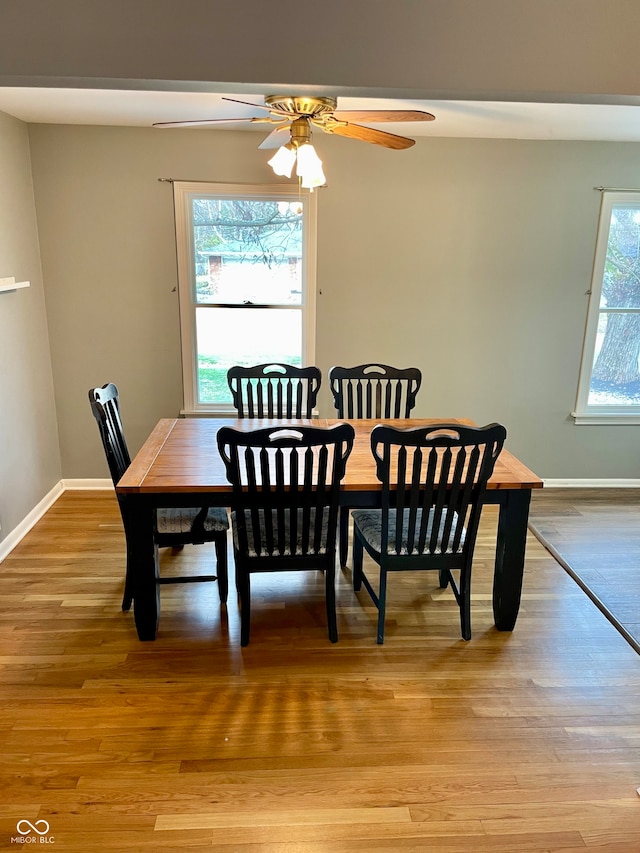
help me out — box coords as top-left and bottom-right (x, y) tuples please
(154, 94), (435, 149)
(154, 95), (436, 188)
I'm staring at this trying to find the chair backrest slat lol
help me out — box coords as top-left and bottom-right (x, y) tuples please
(218, 423), (354, 559)
(329, 364), (422, 419)
(88, 383), (131, 485)
(227, 363), (321, 419)
(371, 422), (506, 558)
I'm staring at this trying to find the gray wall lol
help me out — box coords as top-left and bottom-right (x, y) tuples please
(2, 0), (640, 105)
(26, 122), (640, 481)
(0, 111), (60, 543)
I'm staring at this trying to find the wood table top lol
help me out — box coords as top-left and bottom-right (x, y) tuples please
(116, 417), (543, 495)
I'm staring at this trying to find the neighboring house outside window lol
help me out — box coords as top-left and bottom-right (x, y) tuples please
(173, 181), (317, 413)
(574, 191), (640, 424)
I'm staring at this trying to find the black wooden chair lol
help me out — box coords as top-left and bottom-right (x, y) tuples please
(351, 422), (506, 643)
(328, 363), (423, 565)
(88, 383), (229, 611)
(329, 363), (422, 420)
(217, 422), (355, 646)
(227, 363), (322, 418)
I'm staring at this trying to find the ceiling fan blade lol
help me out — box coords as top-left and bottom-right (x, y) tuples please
(221, 96), (271, 112)
(258, 126), (291, 149)
(333, 109), (435, 123)
(153, 117), (256, 128)
(327, 122), (416, 149)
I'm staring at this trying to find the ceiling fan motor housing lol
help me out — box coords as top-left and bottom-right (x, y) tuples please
(265, 95), (337, 118)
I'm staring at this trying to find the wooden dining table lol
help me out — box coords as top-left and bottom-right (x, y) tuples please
(116, 417), (543, 640)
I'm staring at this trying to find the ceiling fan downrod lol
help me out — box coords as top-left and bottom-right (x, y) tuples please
(289, 117), (312, 148)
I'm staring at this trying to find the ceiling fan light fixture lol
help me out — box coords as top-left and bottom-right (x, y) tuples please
(295, 142), (326, 189)
(267, 143), (296, 178)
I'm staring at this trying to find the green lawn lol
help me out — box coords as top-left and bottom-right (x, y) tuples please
(198, 355), (302, 404)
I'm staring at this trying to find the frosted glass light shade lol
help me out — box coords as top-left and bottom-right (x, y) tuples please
(296, 143), (326, 188)
(268, 144), (296, 178)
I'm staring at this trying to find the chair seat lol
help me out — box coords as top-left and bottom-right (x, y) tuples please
(231, 508), (330, 557)
(157, 506), (229, 535)
(352, 508), (465, 556)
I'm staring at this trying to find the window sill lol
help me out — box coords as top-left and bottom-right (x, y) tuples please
(180, 408), (321, 418)
(180, 408), (235, 418)
(571, 411), (640, 425)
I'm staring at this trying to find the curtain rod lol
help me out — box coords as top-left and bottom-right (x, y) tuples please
(161, 179), (640, 192)
(161, 178), (640, 192)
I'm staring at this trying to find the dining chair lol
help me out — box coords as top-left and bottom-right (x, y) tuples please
(227, 363), (322, 418)
(88, 383), (230, 611)
(328, 363), (422, 420)
(351, 421), (506, 643)
(328, 363), (423, 566)
(217, 422), (355, 646)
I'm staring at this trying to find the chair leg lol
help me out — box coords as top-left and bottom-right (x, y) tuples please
(438, 569), (449, 589)
(237, 569), (251, 647)
(352, 532), (364, 591)
(376, 567), (388, 644)
(325, 565), (338, 643)
(339, 506), (349, 567)
(215, 535), (229, 604)
(459, 565), (472, 641)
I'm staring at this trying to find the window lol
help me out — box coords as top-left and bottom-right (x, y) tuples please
(173, 181), (317, 413)
(574, 191), (640, 424)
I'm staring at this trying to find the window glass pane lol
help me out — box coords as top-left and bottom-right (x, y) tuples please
(195, 307), (302, 404)
(585, 200), (640, 407)
(588, 310), (640, 406)
(601, 204), (640, 310)
(192, 198), (303, 305)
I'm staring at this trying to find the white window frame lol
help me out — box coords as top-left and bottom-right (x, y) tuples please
(173, 181), (317, 415)
(574, 191), (640, 424)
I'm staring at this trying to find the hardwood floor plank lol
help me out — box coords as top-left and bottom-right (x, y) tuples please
(0, 490), (639, 851)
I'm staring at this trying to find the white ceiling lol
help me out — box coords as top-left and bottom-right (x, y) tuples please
(2, 87), (640, 141)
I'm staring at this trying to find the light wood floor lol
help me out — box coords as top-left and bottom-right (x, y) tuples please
(530, 488), (640, 649)
(1, 490), (640, 852)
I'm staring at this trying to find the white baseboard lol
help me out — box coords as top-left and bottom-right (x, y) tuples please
(61, 478), (113, 490)
(0, 481), (65, 562)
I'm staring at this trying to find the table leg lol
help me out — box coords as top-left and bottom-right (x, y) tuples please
(492, 489), (531, 631)
(126, 499), (160, 640)
(339, 506), (349, 567)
